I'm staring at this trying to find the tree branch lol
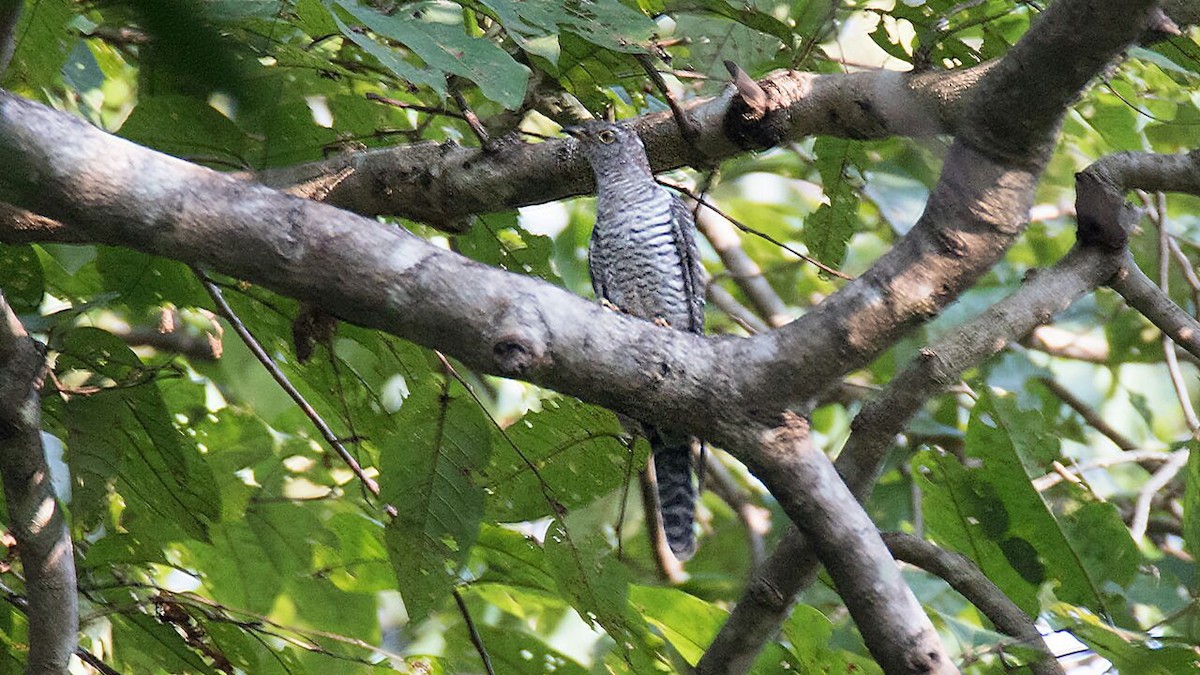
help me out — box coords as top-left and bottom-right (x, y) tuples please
(698, 241), (1127, 673)
(0, 291), (78, 673)
(253, 63), (995, 227)
(0, 0), (18, 77)
(882, 532), (1063, 675)
(725, 415), (957, 674)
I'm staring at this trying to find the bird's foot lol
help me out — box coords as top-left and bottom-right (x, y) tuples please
(654, 317), (672, 328)
(600, 298), (623, 313)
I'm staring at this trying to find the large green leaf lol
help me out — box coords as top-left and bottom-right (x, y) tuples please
(57, 327), (221, 542)
(629, 585), (727, 666)
(477, 0), (657, 59)
(544, 519), (670, 672)
(484, 396), (637, 522)
(0, 244), (44, 313)
(1053, 604), (1200, 674)
(917, 392), (1139, 617)
(334, 0), (529, 109)
(383, 376), (492, 623)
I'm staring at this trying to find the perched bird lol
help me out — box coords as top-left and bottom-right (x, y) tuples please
(566, 120), (705, 560)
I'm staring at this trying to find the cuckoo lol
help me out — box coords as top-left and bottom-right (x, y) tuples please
(566, 120), (705, 560)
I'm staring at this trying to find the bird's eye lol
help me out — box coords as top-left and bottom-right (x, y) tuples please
(597, 129), (617, 144)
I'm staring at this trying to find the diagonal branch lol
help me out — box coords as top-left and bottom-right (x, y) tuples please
(0, 291), (78, 672)
(882, 532), (1064, 675)
(698, 242), (1127, 674)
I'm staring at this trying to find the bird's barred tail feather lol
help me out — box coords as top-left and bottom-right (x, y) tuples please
(650, 429), (696, 561)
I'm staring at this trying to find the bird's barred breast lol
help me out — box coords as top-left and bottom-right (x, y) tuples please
(591, 192), (693, 327)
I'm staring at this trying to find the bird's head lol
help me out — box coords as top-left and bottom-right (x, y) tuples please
(564, 120), (647, 173)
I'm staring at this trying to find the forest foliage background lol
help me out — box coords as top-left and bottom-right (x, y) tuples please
(1, 0), (1200, 673)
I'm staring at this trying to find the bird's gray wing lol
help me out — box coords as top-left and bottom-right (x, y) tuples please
(670, 195), (706, 334)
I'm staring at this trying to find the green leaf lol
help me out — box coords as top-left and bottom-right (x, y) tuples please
(805, 137), (865, 266)
(917, 392), (1138, 617)
(383, 376), (492, 623)
(543, 519), (669, 672)
(780, 604), (882, 674)
(474, 524), (557, 592)
(96, 247), (209, 311)
(57, 328), (221, 542)
(1185, 440), (1200, 564)
(112, 612), (221, 674)
(118, 95), (248, 165)
(456, 213), (562, 283)
(479, 0), (658, 58)
(1052, 604), (1200, 674)
(629, 585), (726, 666)
(334, 0), (529, 109)
(470, 624), (590, 675)
(0, 245), (44, 313)
(484, 397), (637, 521)
(2, 0), (75, 93)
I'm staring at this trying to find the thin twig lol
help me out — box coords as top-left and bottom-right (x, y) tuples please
(695, 202), (791, 328)
(702, 451), (769, 572)
(453, 589), (496, 675)
(1167, 236), (1200, 316)
(1129, 447), (1190, 541)
(639, 470), (686, 583)
(1032, 450), (1173, 491)
(635, 54), (702, 152)
(1148, 192), (1200, 434)
(882, 532), (1064, 675)
(706, 282), (768, 333)
(193, 269), (381, 498)
(365, 92), (467, 121)
(1037, 377), (1138, 452)
(662, 180), (853, 280)
(450, 88), (491, 150)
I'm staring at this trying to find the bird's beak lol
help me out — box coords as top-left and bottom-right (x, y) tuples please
(563, 126), (584, 139)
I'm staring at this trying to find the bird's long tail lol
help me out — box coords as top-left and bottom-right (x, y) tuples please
(649, 428), (696, 561)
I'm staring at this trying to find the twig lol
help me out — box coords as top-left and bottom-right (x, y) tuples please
(450, 88), (491, 150)
(635, 54), (702, 154)
(365, 92), (467, 121)
(694, 201), (791, 327)
(453, 589), (496, 675)
(1109, 254), (1200, 362)
(1129, 447), (1190, 541)
(639, 470), (686, 583)
(662, 180), (852, 280)
(1167, 236), (1200, 316)
(1037, 377), (1138, 452)
(706, 282), (769, 333)
(702, 451), (769, 572)
(1032, 450), (1173, 491)
(1021, 325), (1109, 363)
(882, 532), (1064, 675)
(193, 269), (381, 498)
(1149, 192), (1200, 434)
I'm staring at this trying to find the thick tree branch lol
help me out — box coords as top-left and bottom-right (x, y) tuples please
(254, 64), (994, 227)
(724, 416), (957, 674)
(882, 532), (1064, 675)
(0, 292), (78, 673)
(698, 242), (1127, 674)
